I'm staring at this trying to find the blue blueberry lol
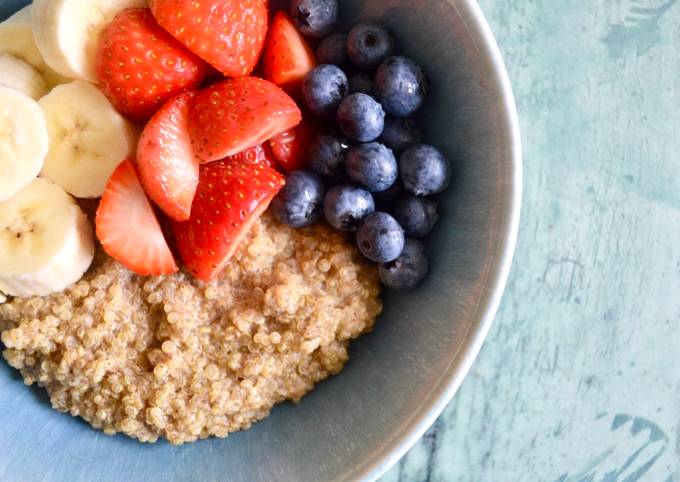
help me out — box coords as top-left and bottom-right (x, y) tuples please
(379, 239), (428, 291)
(337, 93), (385, 143)
(393, 195), (439, 238)
(399, 144), (450, 196)
(373, 182), (404, 211)
(271, 171), (325, 228)
(346, 22), (395, 70)
(290, 0), (338, 38)
(302, 64), (349, 117)
(375, 56), (429, 117)
(345, 142), (398, 192)
(323, 184), (375, 231)
(356, 212), (405, 263)
(379, 116), (422, 153)
(316, 33), (348, 65)
(309, 134), (351, 179)
(349, 70), (374, 95)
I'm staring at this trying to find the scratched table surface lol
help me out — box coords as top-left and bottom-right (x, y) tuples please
(381, 0), (680, 481)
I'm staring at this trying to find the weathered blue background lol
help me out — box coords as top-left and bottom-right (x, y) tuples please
(382, 0), (680, 480)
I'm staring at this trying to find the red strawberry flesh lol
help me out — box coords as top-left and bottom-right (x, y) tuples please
(96, 159), (178, 276)
(189, 77), (302, 162)
(263, 11), (317, 96)
(96, 8), (209, 122)
(137, 92), (200, 222)
(149, 0), (268, 78)
(172, 160), (285, 281)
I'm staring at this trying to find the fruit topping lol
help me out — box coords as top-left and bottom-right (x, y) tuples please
(96, 159), (178, 276)
(290, 0), (338, 39)
(150, 0), (268, 77)
(172, 160), (285, 281)
(96, 8), (210, 122)
(189, 77), (302, 162)
(323, 184), (375, 232)
(347, 22), (395, 70)
(356, 211), (405, 263)
(137, 92), (201, 222)
(263, 11), (317, 96)
(271, 170), (325, 228)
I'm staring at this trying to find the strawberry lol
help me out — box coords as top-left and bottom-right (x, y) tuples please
(96, 159), (178, 276)
(189, 77), (302, 162)
(268, 117), (318, 171)
(96, 8), (210, 122)
(172, 160), (285, 280)
(150, 0), (268, 78)
(137, 92), (200, 222)
(224, 144), (280, 171)
(262, 12), (317, 96)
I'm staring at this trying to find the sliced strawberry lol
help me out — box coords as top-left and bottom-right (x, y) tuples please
(96, 8), (210, 122)
(96, 159), (178, 276)
(223, 144), (280, 171)
(172, 160), (285, 280)
(189, 77), (302, 162)
(263, 12), (317, 96)
(137, 92), (200, 222)
(149, 0), (268, 78)
(268, 117), (318, 171)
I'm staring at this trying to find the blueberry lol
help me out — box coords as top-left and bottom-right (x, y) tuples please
(302, 64), (349, 117)
(323, 184), (375, 231)
(346, 22), (395, 70)
(337, 93), (385, 143)
(290, 0), (338, 38)
(271, 171), (325, 228)
(393, 195), (439, 238)
(379, 239), (428, 291)
(373, 182), (404, 211)
(399, 144), (450, 196)
(349, 70), (374, 95)
(317, 33), (348, 65)
(309, 134), (351, 179)
(356, 212), (405, 263)
(345, 142), (398, 192)
(375, 56), (429, 117)
(379, 116), (422, 153)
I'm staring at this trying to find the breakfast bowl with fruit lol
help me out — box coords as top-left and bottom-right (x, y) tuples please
(0, 0), (521, 480)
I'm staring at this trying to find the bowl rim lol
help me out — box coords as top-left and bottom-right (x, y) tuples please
(345, 1), (523, 481)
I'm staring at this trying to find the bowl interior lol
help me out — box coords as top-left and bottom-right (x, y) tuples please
(0, 1), (520, 481)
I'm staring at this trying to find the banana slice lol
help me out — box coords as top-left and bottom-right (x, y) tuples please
(0, 85), (49, 203)
(39, 80), (138, 199)
(0, 5), (69, 87)
(0, 54), (49, 100)
(32, 0), (148, 83)
(0, 178), (94, 297)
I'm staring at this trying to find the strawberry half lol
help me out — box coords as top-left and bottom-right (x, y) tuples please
(268, 117), (318, 172)
(96, 159), (178, 276)
(96, 8), (210, 123)
(263, 11), (317, 96)
(189, 77), (302, 162)
(172, 160), (285, 280)
(150, 0), (268, 78)
(224, 144), (280, 171)
(137, 92), (200, 222)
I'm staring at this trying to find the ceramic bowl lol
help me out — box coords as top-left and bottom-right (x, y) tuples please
(0, 0), (521, 480)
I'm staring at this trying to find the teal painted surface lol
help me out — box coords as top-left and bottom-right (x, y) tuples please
(382, 0), (680, 480)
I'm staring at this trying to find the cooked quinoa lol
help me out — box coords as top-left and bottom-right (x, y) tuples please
(0, 214), (382, 444)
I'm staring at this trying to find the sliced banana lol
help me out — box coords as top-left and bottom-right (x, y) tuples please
(0, 5), (69, 87)
(0, 54), (49, 100)
(0, 178), (95, 297)
(39, 80), (138, 199)
(0, 85), (49, 203)
(32, 0), (148, 83)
